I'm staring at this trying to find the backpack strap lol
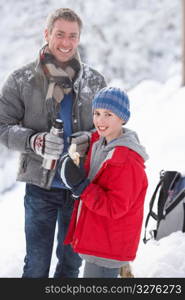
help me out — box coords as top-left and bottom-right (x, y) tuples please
(143, 175), (163, 243)
(143, 170), (181, 244)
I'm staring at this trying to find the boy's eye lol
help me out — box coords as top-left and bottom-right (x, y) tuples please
(93, 111), (100, 116)
(93, 111), (113, 117)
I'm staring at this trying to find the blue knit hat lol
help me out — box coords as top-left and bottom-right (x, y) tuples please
(92, 87), (130, 123)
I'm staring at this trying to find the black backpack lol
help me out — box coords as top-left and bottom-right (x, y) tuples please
(143, 170), (185, 243)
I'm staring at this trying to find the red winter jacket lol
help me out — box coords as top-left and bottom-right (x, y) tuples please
(64, 132), (148, 261)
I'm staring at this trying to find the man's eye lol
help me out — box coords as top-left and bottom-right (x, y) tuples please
(56, 33), (63, 38)
(70, 35), (77, 40)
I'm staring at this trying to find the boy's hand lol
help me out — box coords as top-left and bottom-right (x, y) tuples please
(60, 154), (89, 198)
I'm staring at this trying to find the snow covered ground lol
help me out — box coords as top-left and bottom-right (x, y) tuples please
(0, 77), (185, 278)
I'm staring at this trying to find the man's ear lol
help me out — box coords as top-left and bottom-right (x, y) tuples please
(44, 29), (49, 43)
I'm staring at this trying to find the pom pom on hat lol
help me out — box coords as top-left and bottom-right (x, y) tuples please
(92, 87), (130, 123)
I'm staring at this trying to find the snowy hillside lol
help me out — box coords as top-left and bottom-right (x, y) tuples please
(0, 0), (182, 194)
(0, 0), (181, 89)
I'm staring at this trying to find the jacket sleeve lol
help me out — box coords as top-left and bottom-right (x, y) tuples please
(81, 160), (147, 220)
(0, 72), (35, 152)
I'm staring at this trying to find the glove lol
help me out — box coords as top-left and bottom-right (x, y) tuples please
(30, 132), (64, 160)
(69, 131), (91, 157)
(60, 154), (90, 198)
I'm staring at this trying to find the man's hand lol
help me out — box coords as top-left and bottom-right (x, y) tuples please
(30, 132), (64, 160)
(69, 131), (91, 157)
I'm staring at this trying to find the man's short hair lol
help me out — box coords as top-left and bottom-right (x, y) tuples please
(46, 8), (83, 33)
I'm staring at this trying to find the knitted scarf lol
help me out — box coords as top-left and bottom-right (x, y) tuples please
(40, 44), (81, 103)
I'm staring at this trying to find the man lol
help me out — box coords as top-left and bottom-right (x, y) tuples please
(0, 8), (106, 278)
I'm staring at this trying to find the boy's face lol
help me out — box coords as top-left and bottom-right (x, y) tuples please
(45, 18), (80, 62)
(93, 108), (123, 143)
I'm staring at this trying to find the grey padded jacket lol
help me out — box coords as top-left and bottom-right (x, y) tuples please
(0, 58), (106, 189)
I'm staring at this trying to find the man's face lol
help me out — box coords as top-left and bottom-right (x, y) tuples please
(45, 18), (80, 62)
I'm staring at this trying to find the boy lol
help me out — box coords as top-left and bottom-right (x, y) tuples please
(60, 87), (148, 278)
